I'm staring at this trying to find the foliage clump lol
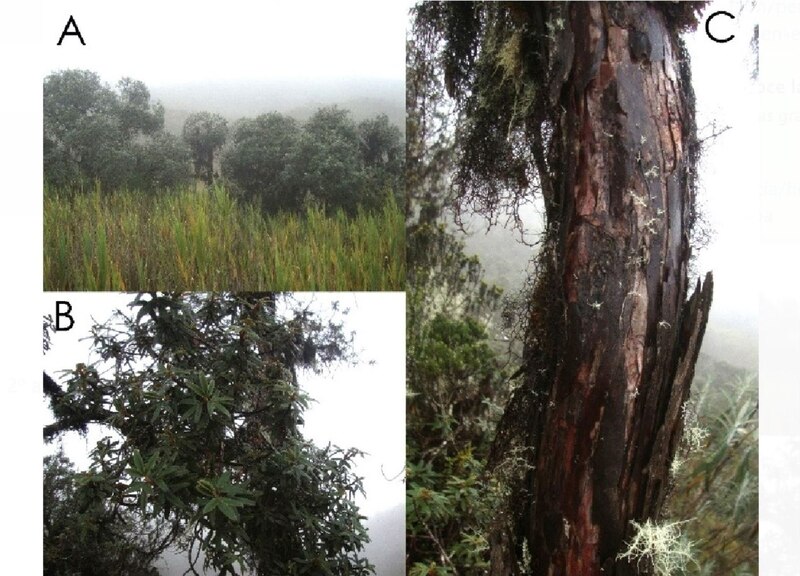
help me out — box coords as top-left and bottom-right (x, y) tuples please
(406, 308), (510, 575)
(224, 106), (403, 215)
(44, 448), (165, 576)
(44, 69), (191, 192)
(412, 1), (559, 225)
(183, 112), (228, 185)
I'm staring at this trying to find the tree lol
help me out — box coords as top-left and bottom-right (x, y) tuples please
(44, 70), (167, 190)
(222, 113), (302, 212)
(222, 107), (402, 214)
(412, 3), (713, 574)
(114, 77), (164, 139)
(129, 132), (193, 191)
(358, 114), (402, 171)
(286, 106), (366, 213)
(357, 114), (404, 206)
(43, 293), (374, 576)
(183, 112), (229, 185)
(43, 314), (170, 576)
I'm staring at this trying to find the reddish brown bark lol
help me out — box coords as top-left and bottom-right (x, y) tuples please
(488, 3), (712, 574)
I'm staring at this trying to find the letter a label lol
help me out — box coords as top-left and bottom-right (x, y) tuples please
(58, 15), (86, 45)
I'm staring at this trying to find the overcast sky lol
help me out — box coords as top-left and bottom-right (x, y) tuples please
(685, 0), (759, 327)
(42, 0), (407, 85)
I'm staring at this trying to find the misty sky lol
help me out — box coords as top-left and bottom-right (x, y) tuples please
(685, 0), (758, 328)
(42, 0), (407, 85)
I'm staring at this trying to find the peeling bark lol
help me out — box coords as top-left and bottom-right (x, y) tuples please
(488, 3), (712, 574)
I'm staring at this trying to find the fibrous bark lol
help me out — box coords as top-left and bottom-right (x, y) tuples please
(487, 3), (712, 574)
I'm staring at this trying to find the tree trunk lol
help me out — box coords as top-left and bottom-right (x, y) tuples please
(204, 148), (215, 185)
(488, 3), (712, 574)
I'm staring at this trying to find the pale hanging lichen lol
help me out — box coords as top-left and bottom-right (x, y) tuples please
(617, 519), (697, 576)
(671, 400), (710, 476)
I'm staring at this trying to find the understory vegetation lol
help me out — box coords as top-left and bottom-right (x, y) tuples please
(407, 269), (759, 576)
(44, 185), (403, 290)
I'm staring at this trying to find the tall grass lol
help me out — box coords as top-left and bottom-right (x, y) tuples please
(666, 361), (758, 575)
(44, 184), (404, 290)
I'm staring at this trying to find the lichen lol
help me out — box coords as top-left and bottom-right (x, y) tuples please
(617, 519), (697, 575)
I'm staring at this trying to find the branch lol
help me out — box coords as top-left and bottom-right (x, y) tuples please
(693, 124), (732, 151)
(411, 497), (461, 575)
(43, 371), (63, 399)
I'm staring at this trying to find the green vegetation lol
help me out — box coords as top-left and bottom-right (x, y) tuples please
(223, 107), (401, 215)
(406, 30), (512, 571)
(183, 111), (228, 185)
(43, 69), (404, 289)
(44, 448), (163, 576)
(44, 70), (187, 193)
(665, 361), (759, 575)
(44, 184), (403, 291)
(43, 294), (374, 576)
(406, 311), (508, 576)
(406, 318), (759, 575)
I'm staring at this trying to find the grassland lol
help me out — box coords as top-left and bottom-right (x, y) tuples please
(44, 185), (404, 291)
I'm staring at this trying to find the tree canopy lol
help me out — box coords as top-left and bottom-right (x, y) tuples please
(44, 448), (167, 576)
(44, 70), (190, 191)
(224, 107), (404, 215)
(43, 293), (374, 576)
(44, 70), (403, 214)
(222, 113), (302, 213)
(183, 112), (229, 185)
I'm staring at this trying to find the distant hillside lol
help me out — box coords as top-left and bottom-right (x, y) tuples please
(151, 78), (404, 135)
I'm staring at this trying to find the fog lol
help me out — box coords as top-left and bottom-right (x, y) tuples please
(150, 77), (405, 135)
(42, 0), (406, 85)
